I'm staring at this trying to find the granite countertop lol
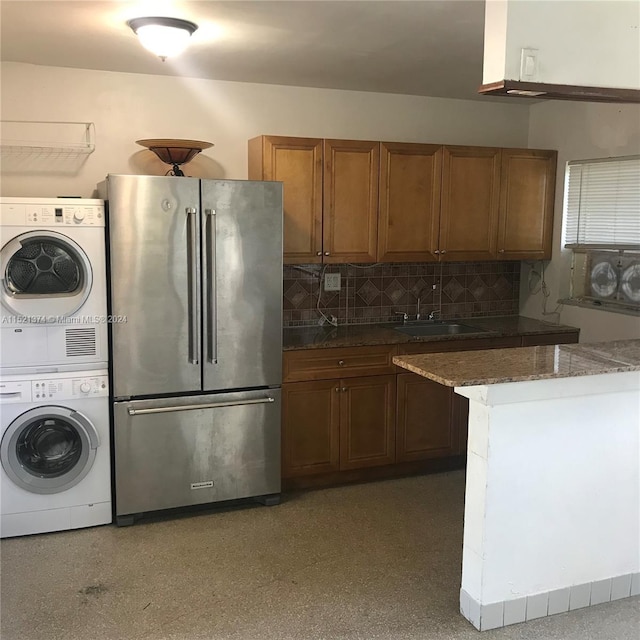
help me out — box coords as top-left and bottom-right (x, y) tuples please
(392, 339), (640, 386)
(282, 316), (578, 351)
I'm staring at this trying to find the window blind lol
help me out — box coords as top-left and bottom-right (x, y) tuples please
(564, 156), (640, 247)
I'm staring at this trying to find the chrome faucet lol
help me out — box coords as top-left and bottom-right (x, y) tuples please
(394, 311), (408, 324)
(428, 309), (440, 321)
(416, 298), (421, 321)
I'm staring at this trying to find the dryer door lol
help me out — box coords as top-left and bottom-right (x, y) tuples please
(0, 231), (93, 320)
(0, 406), (99, 494)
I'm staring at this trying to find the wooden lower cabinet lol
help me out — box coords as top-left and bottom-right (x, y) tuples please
(282, 379), (340, 477)
(340, 375), (396, 470)
(282, 375), (395, 478)
(281, 331), (578, 488)
(396, 373), (458, 462)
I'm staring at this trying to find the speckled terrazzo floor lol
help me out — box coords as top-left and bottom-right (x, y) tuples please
(1, 471), (637, 640)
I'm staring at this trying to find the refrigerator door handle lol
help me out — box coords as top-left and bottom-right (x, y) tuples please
(186, 207), (200, 365)
(127, 396), (275, 416)
(205, 208), (217, 364)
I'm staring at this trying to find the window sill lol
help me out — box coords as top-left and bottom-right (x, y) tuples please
(559, 297), (640, 318)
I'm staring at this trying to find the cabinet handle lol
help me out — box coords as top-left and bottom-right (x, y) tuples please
(316, 251), (322, 256)
(499, 249), (505, 253)
(335, 387), (340, 392)
(434, 249), (440, 255)
(440, 249), (447, 254)
(338, 360), (345, 366)
(341, 387), (347, 392)
(324, 252), (330, 256)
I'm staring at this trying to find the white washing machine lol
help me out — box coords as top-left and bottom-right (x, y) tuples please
(0, 197), (108, 374)
(0, 369), (111, 537)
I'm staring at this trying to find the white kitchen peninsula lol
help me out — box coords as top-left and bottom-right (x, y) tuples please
(394, 340), (640, 631)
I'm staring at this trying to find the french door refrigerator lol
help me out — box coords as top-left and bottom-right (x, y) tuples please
(99, 175), (283, 526)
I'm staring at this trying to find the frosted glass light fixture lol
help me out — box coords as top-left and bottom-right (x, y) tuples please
(127, 17), (198, 61)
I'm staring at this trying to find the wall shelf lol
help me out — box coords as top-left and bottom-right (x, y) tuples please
(0, 120), (95, 157)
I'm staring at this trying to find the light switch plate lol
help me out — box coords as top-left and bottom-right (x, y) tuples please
(520, 48), (538, 81)
(324, 272), (341, 291)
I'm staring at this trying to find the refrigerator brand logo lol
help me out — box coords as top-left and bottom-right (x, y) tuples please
(191, 481), (214, 490)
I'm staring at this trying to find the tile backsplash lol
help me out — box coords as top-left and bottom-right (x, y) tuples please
(283, 262), (521, 327)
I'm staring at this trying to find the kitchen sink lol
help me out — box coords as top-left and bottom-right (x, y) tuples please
(393, 322), (486, 337)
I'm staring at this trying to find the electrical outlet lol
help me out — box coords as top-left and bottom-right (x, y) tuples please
(324, 273), (341, 291)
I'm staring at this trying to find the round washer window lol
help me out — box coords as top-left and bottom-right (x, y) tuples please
(1, 407), (99, 495)
(16, 417), (83, 478)
(0, 231), (93, 320)
(6, 238), (83, 295)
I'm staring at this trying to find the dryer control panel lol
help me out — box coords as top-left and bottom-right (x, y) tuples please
(33, 375), (109, 401)
(0, 200), (105, 227)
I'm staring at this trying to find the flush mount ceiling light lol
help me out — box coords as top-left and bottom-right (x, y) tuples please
(127, 17), (198, 61)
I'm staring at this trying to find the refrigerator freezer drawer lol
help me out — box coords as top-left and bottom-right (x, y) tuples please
(113, 389), (281, 517)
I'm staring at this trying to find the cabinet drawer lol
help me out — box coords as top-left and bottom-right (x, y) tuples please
(397, 336), (521, 356)
(283, 345), (398, 382)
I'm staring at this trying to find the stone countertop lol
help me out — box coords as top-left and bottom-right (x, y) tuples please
(392, 339), (640, 387)
(282, 316), (578, 351)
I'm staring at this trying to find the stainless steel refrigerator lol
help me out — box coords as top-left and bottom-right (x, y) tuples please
(98, 175), (283, 526)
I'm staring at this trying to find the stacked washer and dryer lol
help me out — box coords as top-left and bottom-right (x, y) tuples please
(0, 197), (112, 537)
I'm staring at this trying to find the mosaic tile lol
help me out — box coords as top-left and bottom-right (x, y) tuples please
(384, 278), (406, 304)
(282, 261), (521, 327)
(357, 279), (381, 305)
(442, 277), (465, 302)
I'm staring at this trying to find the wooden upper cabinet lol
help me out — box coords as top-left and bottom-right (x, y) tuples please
(323, 139), (379, 263)
(439, 146), (501, 261)
(498, 149), (557, 260)
(248, 136), (323, 264)
(250, 135), (557, 265)
(378, 142), (442, 262)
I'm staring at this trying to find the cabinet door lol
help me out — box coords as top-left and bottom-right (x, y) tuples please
(396, 373), (457, 462)
(440, 146), (501, 261)
(249, 136), (323, 264)
(378, 142), (442, 262)
(323, 139), (379, 263)
(282, 380), (340, 478)
(498, 149), (557, 260)
(339, 375), (396, 470)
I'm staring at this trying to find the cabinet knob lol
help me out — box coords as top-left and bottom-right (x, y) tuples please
(341, 387), (347, 392)
(434, 250), (440, 255)
(316, 251), (322, 256)
(335, 387), (340, 392)
(324, 252), (330, 256)
(499, 249), (505, 253)
(440, 249), (447, 255)
(338, 360), (345, 366)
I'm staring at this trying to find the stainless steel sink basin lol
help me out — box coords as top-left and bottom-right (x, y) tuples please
(393, 322), (485, 337)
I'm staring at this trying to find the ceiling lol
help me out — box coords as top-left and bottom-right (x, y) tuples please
(0, 0), (491, 101)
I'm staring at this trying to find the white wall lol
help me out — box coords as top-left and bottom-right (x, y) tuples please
(0, 62), (531, 198)
(522, 100), (640, 343)
(484, 0), (640, 89)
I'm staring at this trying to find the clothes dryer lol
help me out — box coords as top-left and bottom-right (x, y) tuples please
(0, 369), (111, 537)
(0, 198), (108, 373)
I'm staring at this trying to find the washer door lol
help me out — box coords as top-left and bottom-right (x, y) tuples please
(1, 406), (99, 494)
(1, 231), (93, 319)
